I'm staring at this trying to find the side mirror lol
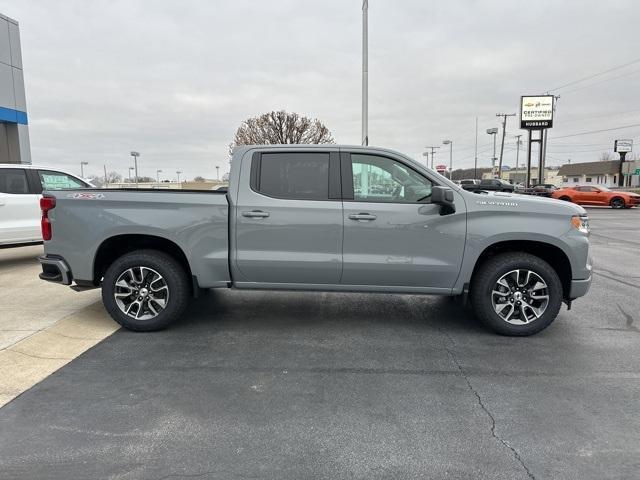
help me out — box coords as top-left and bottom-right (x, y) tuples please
(431, 186), (456, 215)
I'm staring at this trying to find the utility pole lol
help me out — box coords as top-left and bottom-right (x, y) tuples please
(514, 135), (522, 183)
(361, 0), (368, 146)
(216, 166), (220, 181)
(474, 117), (478, 179)
(541, 95), (559, 182)
(103, 164), (108, 187)
(496, 113), (516, 175)
(442, 140), (453, 179)
(80, 161), (88, 178)
(425, 146), (440, 169)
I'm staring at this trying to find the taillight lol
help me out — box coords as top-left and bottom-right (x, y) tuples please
(40, 195), (56, 241)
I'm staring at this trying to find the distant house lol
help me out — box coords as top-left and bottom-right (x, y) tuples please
(557, 160), (637, 187)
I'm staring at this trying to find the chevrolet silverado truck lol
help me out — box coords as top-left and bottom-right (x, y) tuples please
(37, 145), (592, 336)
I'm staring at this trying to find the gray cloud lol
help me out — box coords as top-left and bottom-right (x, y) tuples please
(4, 0), (640, 180)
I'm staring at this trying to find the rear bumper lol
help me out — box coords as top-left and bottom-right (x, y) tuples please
(569, 275), (592, 299)
(38, 255), (72, 285)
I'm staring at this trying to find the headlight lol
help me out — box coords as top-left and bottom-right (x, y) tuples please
(571, 215), (589, 234)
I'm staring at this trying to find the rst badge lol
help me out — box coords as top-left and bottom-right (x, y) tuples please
(67, 192), (105, 200)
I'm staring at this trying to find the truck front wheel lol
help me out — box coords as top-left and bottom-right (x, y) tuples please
(470, 252), (563, 336)
(101, 250), (190, 331)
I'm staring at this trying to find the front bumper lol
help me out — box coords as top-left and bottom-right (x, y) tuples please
(38, 255), (72, 285)
(569, 275), (592, 299)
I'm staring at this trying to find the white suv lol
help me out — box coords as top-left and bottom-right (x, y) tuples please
(0, 164), (92, 246)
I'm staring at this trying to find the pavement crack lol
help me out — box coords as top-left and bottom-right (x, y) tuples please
(47, 330), (104, 340)
(7, 348), (71, 361)
(150, 468), (259, 480)
(442, 332), (536, 480)
(617, 304), (640, 332)
(593, 271), (639, 289)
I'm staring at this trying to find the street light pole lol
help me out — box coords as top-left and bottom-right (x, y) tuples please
(176, 170), (182, 184)
(128, 167), (134, 183)
(361, 0), (368, 146)
(515, 138), (521, 182)
(496, 113), (516, 174)
(216, 166), (220, 181)
(474, 117), (478, 179)
(486, 128), (499, 178)
(130, 151), (140, 188)
(80, 161), (88, 178)
(156, 169), (162, 184)
(442, 140), (453, 179)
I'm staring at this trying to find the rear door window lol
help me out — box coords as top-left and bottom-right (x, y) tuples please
(0, 169), (29, 194)
(37, 170), (88, 190)
(252, 152), (330, 200)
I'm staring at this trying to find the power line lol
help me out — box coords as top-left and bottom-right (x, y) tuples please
(559, 68), (640, 95)
(547, 56), (640, 92)
(550, 123), (640, 139)
(556, 108), (640, 125)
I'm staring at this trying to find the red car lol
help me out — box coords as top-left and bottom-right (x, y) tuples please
(552, 185), (640, 208)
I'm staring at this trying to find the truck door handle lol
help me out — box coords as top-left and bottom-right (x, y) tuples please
(348, 213), (377, 221)
(242, 210), (270, 218)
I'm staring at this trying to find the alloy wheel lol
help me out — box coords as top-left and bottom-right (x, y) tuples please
(491, 269), (549, 325)
(113, 266), (169, 320)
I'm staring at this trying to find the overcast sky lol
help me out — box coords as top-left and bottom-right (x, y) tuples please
(5, 0), (640, 180)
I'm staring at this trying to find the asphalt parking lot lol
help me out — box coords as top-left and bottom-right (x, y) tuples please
(1, 207), (639, 480)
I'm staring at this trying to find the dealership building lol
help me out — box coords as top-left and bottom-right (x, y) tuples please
(0, 13), (29, 164)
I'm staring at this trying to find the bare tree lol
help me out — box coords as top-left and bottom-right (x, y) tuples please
(105, 171), (122, 184)
(599, 152), (613, 161)
(229, 111), (335, 155)
(88, 175), (104, 188)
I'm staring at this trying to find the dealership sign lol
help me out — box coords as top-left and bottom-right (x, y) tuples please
(520, 95), (554, 129)
(614, 139), (633, 153)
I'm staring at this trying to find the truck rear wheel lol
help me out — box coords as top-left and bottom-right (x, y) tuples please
(470, 252), (563, 336)
(101, 250), (190, 331)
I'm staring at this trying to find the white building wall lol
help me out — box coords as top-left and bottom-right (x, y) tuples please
(561, 174), (638, 188)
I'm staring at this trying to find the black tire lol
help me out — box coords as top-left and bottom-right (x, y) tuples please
(559, 196), (572, 202)
(470, 252), (563, 336)
(101, 249), (190, 331)
(610, 197), (625, 209)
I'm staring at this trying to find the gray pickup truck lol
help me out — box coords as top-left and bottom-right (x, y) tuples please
(38, 145), (592, 336)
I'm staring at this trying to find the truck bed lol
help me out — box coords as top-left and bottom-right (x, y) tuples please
(43, 188), (230, 288)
